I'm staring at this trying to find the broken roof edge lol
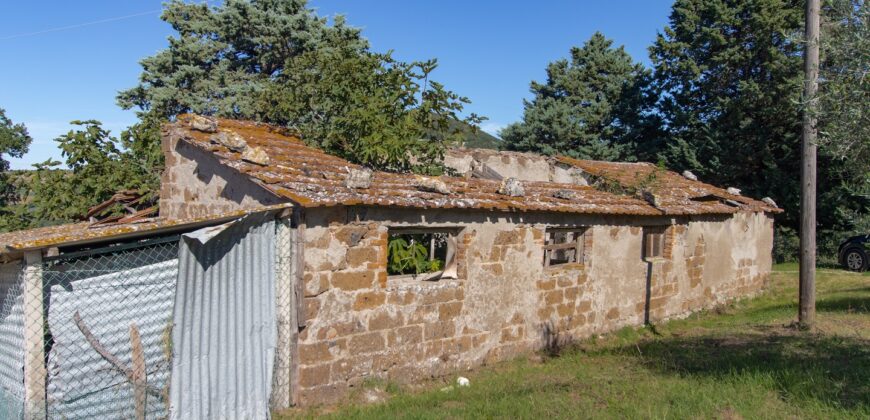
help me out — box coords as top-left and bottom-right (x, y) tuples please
(554, 155), (783, 214)
(0, 203), (294, 259)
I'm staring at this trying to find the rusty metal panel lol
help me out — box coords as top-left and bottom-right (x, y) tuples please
(169, 213), (277, 420)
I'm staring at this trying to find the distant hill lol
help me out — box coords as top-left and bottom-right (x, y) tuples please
(450, 119), (502, 150)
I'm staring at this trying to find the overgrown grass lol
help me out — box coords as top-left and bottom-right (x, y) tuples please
(278, 265), (869, 419)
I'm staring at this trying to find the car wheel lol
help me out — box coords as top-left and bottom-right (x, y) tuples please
(842, 247), (868, 272)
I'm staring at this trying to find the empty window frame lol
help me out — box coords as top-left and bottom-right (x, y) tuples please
(544, 228), (587, 267)
(643, 226), (667, 259)
(387, 228), (459, 280)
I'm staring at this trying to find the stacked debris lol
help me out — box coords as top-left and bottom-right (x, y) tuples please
(85, 190), (157, 227)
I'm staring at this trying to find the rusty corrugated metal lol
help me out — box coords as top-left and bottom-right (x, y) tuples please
(169, 213), (277, 420)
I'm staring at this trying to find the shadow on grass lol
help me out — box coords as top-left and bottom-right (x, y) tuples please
(615, 332), (870, 411)
(817, 296), (869, 313)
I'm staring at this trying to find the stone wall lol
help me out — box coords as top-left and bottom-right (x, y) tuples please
(160, 135), (284, 219)
(294, 207), (774, 405)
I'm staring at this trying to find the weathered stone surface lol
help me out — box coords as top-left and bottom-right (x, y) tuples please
(293, 210), (774, 408)
(553, 189), (576, 200)
(211, 130), (248, 152)
(682, 170), (698, 181)
(189, 115), (218, 132)
(331, 271), (375, 290)
(345, 167), (373, 189)
(241, 146), (270, 166)
(353, 291), (386, 310)
(413, 175), (451, 194)
(497, 177), (525, 196)
(348, 332), (386, 353)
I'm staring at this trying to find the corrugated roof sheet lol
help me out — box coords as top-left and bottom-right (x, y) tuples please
(167, 116), (661, 216)
(556, 157), (781, 215)
(0, 204), (292, 254)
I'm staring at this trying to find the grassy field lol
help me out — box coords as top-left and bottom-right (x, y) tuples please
(278, 264), (869, 419)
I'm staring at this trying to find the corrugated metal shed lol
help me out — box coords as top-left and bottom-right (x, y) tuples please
(170, 213), (277, 420)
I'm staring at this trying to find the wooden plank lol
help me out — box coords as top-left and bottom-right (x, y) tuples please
(543, 242), (580, 251)
(130, 324), (146, 420)
(290, 209), (305, 406)
(23, 250), (46, 420)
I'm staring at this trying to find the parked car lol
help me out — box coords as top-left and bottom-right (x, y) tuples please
(838, 234), (869, 271)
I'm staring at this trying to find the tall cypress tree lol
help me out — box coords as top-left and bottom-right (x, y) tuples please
(650, 0), (804, 221)
(502, 32), (658, 161)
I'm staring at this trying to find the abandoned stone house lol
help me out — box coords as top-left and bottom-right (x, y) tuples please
(0, 114), (780, 416)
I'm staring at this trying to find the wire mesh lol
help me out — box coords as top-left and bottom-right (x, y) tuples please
(41, 240), (179, 419)
(0, 261), (25, 419)
(271, 217), (295, 410)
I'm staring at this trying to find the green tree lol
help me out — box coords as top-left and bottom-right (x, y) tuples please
(0, 108), (32, 201)
(117, 0), (366, 119)
(119, 0), (480, 172)
(260, 44), (482, 173)
(26, 121), (161, 224)
(0, 109), (32, 231)
(502, 32), (659, 161)
(650, 0), (868, 261)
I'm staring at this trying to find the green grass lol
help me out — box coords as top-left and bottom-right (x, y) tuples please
(278, 265), (869, 419)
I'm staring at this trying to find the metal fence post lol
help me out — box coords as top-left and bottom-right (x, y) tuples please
(22, 250), (45, 420)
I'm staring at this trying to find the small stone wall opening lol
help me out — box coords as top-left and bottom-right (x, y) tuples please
(387, 228), (460, 281)
(544, 227), (588, 267)
(643, 226), (667, 259)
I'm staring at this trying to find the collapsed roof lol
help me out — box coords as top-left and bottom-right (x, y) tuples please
(167, 115), (780, 216)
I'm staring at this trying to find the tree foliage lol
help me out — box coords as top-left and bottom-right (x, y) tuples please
(23, 121), (161, 225)
(119, 0), (479, 173)
(117, 0), (366, 119)
(648, 0), (868, 261)
(502, 32), (659, 161)
(260, 44), (482, 173)
(0, 108), (32, 201)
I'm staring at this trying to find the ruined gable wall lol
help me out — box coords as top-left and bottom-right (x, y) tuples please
(160, 136), (285, 219)
(295, 207), (774, 405)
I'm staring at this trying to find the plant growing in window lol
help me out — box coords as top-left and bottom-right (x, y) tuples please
(387, 229), (458, 280)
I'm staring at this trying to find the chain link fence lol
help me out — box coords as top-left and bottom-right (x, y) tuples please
(0, 215), (294, 419)
(0, 261), (25, 418)
(42, 238), (179, 419)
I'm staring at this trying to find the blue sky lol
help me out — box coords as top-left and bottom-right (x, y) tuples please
(0, 1), (672, 170)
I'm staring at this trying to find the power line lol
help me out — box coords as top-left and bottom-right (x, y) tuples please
(0, 9), (161, 41)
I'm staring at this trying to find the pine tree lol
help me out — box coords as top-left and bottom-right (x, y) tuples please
(502, 32), (658, 161)
(650, 0), (804, 210)
(651, 0), (869, 260)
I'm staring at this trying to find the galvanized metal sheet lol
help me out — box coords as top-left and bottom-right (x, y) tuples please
(0, 262), (24, 420)
(170, 214), (277, 420)
(44, 244), (179, 419)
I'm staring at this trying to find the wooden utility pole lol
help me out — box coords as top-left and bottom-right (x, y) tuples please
(799, 0), (820, 329)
